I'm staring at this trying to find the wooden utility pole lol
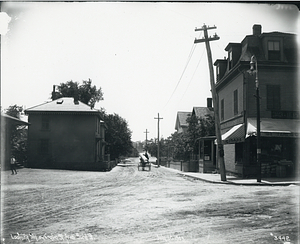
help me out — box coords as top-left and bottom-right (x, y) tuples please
(154, 113), (163, 167)
(144, 129), (149, 153)
(194, 24), (226, 181)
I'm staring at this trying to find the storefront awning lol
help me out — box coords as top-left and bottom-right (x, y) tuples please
(216, 118), (300, 145)
(221, 123), (245, 144)
(246, 118), (300, 138)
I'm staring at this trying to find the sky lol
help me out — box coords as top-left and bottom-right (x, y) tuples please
(1, 2), (299, 142)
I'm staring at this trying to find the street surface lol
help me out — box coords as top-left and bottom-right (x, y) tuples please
(1, 157), (299, 244)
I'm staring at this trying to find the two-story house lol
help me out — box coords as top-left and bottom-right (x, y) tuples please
(214, 24), (299, 178)
(175, 112), (191, 133)
(25, 97), (107, 170)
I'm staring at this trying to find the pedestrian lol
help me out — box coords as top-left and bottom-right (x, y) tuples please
(10, 157), (17, 175)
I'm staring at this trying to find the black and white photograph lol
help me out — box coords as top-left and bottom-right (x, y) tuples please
(1, 1), (299, 243)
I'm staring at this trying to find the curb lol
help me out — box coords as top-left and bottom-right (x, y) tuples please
(178, 172), (299, 186)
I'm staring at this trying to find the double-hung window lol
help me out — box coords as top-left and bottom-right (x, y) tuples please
(268, 41), (280, 61)
(267, 85), (280, 110)
(233, 89), (238, 115)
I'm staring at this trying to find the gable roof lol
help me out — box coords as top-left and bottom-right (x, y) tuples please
(192, 107), (214, 118)
(25, 97), (101, 116)
(175, 111), (191, 130)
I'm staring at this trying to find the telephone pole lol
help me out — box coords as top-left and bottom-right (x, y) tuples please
(144, 129), (149, 153)
(194, 24), (226, 181)
(154, 113), (163, 167)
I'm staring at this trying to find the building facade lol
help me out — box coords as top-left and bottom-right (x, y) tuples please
(25, 97), (107, 170)
(214, 24), (299, 178)
(1, 113), (29, 170)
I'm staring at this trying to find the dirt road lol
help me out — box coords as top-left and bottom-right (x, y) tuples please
(1, 157), (299, 244)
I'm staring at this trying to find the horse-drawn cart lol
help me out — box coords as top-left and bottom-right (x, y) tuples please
(138, 159), (151, 171)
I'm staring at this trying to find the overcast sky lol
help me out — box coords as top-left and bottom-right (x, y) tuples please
(1, 2), (299, 141)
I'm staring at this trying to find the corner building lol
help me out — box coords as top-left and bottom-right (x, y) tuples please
(214, 24), (299, 178)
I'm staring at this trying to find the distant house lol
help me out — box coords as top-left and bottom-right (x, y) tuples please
(192, 98), (216, 173)
(175, 112), (191, 133)
(25, 97), (108, 170)
(1, 113), (29, 170)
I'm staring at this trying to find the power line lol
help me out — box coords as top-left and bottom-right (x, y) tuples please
(179, 47), (205, 103)
(163, 32), (202, 109)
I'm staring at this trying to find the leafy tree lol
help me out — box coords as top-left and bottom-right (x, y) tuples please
(100, 110), (133, 160)
(169, 132), (190, 160)
(164, 114), (215, 161)
(186, 114), (215, 155)
(147, 137), (178, 160)
(5, 105), (28, 165)
(52, 79), (103, 108)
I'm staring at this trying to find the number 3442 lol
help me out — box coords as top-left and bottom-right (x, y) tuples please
(273, 235), (290, 242)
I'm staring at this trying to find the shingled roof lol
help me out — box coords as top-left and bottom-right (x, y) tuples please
(175, 111), (191, 130)
(25, 97), (101, 116)
(192, 107), (214, 118)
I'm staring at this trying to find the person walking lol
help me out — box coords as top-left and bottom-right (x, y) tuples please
(10, 157), (17, 175)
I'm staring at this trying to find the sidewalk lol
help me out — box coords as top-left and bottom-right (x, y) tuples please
(162, 166), (300, 186)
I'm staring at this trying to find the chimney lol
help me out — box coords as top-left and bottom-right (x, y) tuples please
(207, 98), (213, 108)
(51, 85), (56, 100)
(74, 89), (79, 105)
(252, 24), (262, 36)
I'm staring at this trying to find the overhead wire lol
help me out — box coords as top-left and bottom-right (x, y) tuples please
(179, 46), (206, 103)
(163, 31), (202, 110)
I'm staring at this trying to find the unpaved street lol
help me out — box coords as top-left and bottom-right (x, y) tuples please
(1, 157), (299, 244)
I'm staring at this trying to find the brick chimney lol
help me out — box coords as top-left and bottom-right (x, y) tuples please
(51, 85), (56, 100)
(74, 89), (79, 105)
(252, 24), (262, 36)
(207, 98), (213, 108)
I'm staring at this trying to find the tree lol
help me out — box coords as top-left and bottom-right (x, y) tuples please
(100, 110), (133, 160)
(5, 105), (28, 165)
(186, 114), (215, 155)
(52, 79), (103, 108)
(165, 114), (215, 161)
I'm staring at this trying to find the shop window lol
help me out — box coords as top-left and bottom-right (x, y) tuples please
(235, 143), (243, 164)
(267, 85), (281, 110)
(221, 99), (224, 121)
(268, 41), (280, 61)
(233, 89), (238, 115)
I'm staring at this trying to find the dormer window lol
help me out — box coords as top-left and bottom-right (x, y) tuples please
(268, 41), (280, 61)
(228, 50), (233, 69)
(216, 65), (220, 81)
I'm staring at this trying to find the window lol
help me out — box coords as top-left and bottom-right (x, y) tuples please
(41, 116), (50, 130)
(221, 99), (224, 121)
(234, 89), (238, 115)
(216, 65), (220, 81)
(40, 139), (49, 154)
(268, 41), (280, 61)
(267, 85), (280, 110)
(228, 51), (233, 69)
